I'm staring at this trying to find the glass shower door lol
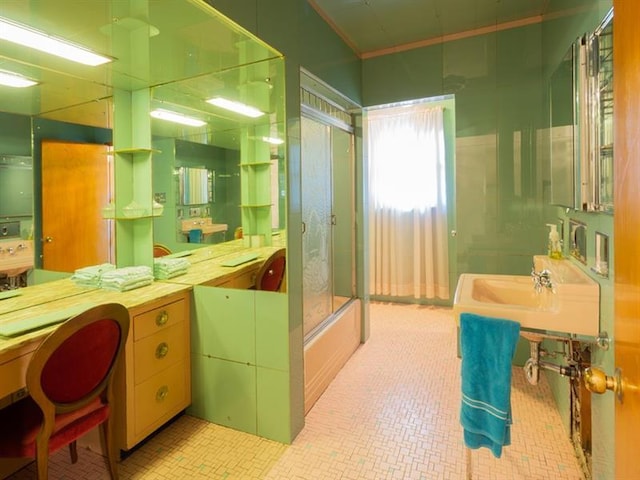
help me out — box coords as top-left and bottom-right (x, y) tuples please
(301, 116), (333, 336)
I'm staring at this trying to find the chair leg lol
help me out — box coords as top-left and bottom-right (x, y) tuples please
(35, 439), (49, 480)
(101, 419), (119, 480)
(69, 440), (78, 463)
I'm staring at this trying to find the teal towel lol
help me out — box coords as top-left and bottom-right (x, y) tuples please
(460, 312), (520, 458)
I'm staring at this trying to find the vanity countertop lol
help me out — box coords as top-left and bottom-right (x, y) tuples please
(0, 239), (286, 360)
(162, 245), (282, 287)
(0, 281), (191, 357)
(0, 278), (96, 317)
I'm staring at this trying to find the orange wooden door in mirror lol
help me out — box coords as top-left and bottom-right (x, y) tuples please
(41, 140), (113, 272)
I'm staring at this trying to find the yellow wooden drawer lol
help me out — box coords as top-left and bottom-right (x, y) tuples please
(228, 269), (256, 289)
(133, 322), (186, 386)
(208, 267), (257, 289)
(134, 360), (189, 438)
(133, 298), (186, 342)
(0, 343), (38, 399)
(0, 353), (30, 400)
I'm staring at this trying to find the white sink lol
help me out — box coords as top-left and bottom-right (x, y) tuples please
(0, 240), (34, 277)
(180, 219), (227, 238)
(453, 256), (600, 337)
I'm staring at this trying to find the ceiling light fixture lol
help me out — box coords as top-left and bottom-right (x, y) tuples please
(150, 109), (207, 127)
(0, 70), (37, 88)
(0, 17), (112, 66)
(261, 136), (284, 145)
(206, 97), (264, 118)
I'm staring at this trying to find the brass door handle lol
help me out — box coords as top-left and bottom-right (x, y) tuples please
(584, 367), (623, 402)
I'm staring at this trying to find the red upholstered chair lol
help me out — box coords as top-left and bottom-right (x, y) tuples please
(0, 303), (130, 479)
(153, 243), (172, 258)
(254, 248), (286, 292)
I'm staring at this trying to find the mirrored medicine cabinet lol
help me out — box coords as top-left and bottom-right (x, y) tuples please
(549, 8), (613, 214)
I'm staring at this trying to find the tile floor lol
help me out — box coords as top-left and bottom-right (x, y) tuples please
(7, 303), (584, 479)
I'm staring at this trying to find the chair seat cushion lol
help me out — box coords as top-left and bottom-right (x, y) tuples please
(0, 395), (109, 457)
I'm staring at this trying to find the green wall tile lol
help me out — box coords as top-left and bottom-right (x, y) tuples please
(192, 286), (256, 364)
(255, 291), (289, 371)
(189, 354), (257, 434)
(256, 366), (291, 443)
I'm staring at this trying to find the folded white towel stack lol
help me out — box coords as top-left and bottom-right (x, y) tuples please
(153, 257), (190, 279)
(100, 266), (154, 292)
(70, 263), (116, 287)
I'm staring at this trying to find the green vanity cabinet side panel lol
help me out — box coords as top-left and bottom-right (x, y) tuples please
(257, 366), (291, 443)
(190, 287), (292, 441)
(191, 286), (256, 364)
(255, 291), (289, 371)
(189, 353), (257, 434)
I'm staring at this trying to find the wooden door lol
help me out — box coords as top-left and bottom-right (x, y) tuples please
(41, 140), (113, 272)
(613, 1), (640, 476)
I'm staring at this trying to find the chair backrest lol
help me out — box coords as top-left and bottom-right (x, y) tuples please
(26, 303), (130, 416)
(153, 244), (172, 258)
(254, 248), (286, 291)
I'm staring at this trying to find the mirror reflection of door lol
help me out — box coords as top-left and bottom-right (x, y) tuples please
(41, 140), (113, 272)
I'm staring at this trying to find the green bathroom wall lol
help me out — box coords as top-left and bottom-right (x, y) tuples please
(0, 112), (33, 227)
(206, 0), (361, 105)
(0, 112), (31, 155)
(206, 0), (364, 441)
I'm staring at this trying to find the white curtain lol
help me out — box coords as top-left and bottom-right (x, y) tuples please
(368, 104), (449, 299)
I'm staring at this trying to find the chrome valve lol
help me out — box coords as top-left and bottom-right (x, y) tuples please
(531, 268), (554, 293)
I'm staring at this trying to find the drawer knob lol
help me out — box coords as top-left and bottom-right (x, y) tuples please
(155, 342), (169, 359)
(156, 385), (169, 402)
(155, 311), (169, 326)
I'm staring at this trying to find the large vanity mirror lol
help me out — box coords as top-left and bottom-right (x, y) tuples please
(0, 0), (286, 286)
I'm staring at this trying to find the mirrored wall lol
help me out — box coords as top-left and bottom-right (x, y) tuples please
(0, 0), (286, 279)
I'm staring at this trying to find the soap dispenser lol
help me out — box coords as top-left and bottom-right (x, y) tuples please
(546, 223), (562, 259)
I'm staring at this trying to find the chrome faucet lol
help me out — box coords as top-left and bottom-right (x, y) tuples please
(531, 267), (554, 293)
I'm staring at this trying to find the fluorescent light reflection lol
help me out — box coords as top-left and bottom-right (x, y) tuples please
(206, 97), (264, 118)
(150, 109), (207, 127)
(0, 17), (111, 66)
(261, 136), (284, 145)
(0, 71), (37, 88)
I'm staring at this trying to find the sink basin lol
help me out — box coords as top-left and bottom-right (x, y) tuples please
(0, 240), (34, 277)
(180, 219), (228, 238)
(453, 256), (599, 337)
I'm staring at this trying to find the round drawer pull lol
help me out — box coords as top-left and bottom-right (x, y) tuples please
(155, 342), (169, 359)
(156, 385), (169, 402)
(155, 311), (169, 326)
